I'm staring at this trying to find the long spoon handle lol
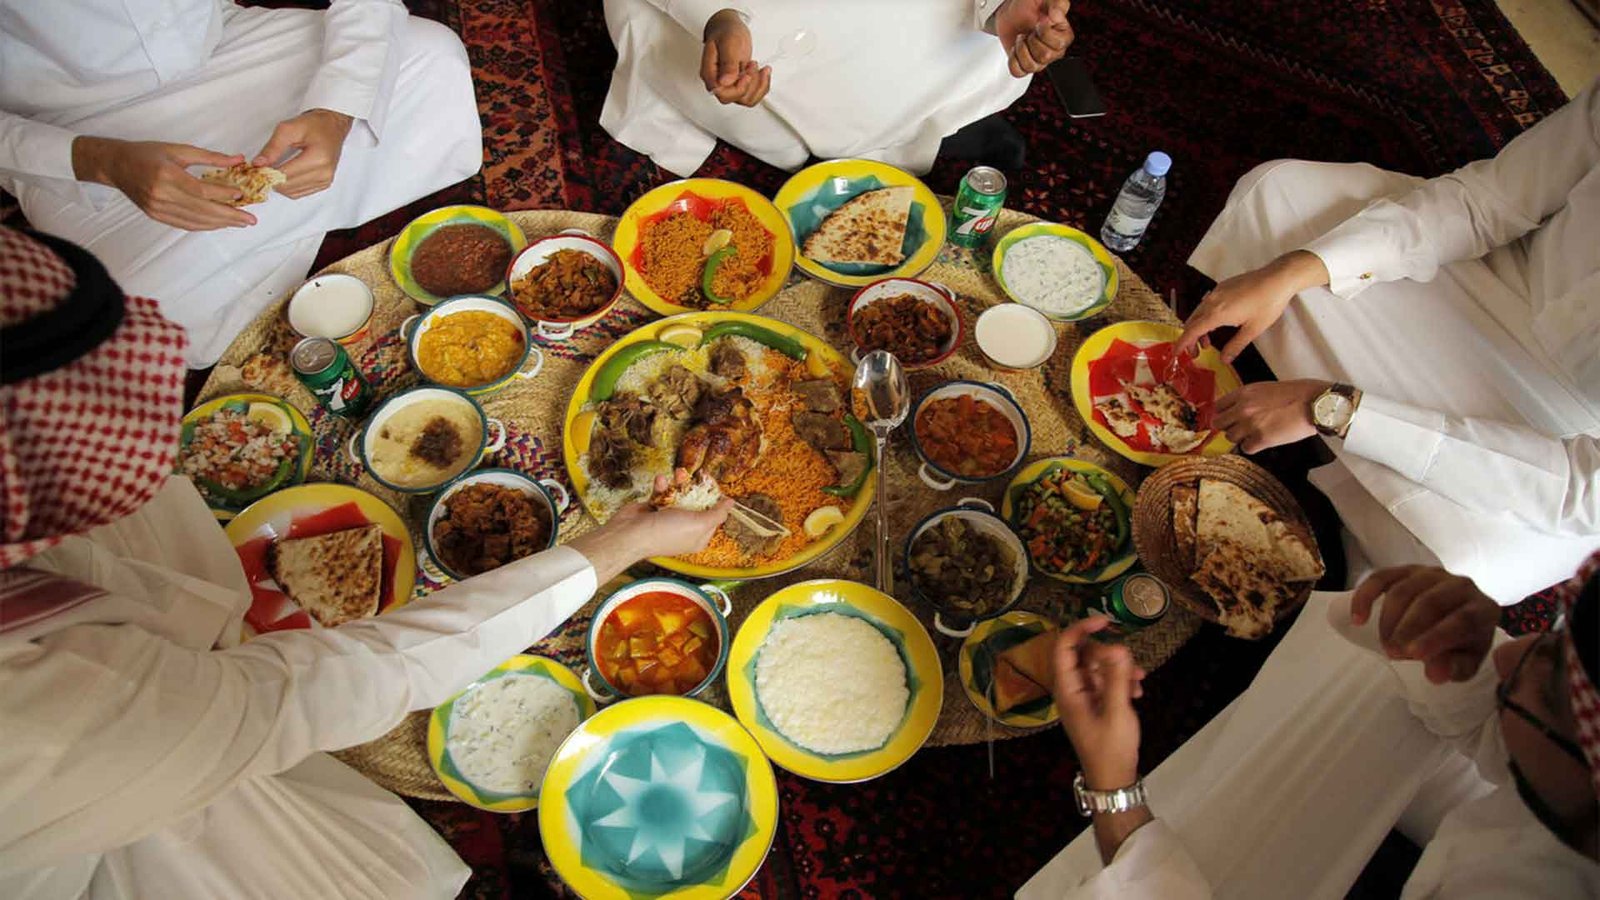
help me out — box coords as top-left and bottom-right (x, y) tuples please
(875, 435), (892, 595)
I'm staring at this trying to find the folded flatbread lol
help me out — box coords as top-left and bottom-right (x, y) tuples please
(201, 164), (286, 206)
(1171, 483), (1199, 570)
(802, 186), (914, 266)
(1152, 423), (1207, 454)
(1122, 381), (1198, 430)
(1094, 396), (1142, 438)
(991, 658), (1048, 714)
(997, 629), (1056, 689)
(1188, 479), (1324, 639)
(1192, 544), (1296, 639)
(268, 524), (383, 627)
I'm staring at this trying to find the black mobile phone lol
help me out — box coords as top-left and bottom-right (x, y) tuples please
(1046, 58), (1106, 118)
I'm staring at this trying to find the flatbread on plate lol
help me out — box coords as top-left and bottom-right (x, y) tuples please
(1094, 395), (1142, 438)
(201, 164), (286, 206)
(1170, 483), (1199, 570)
(268, 524), (383, 627)
(1152, 423), (1207, 454)
(1191, 543), (1298, 639)
(1122, 381), (1198, 430)
(991, 659), (1048, 714)
(996, 629), (1056, 689)
(802, 186), (914, 266)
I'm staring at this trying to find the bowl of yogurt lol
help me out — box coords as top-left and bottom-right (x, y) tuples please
(991, 223), (1119, 322)
(975, 303), (1058, 371)
(287, 273), (376, 345)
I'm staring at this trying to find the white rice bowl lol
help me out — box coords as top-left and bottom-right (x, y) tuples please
(754, 612), (909, 755)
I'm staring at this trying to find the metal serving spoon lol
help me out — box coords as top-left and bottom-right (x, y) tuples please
(851, 350), (910, 595)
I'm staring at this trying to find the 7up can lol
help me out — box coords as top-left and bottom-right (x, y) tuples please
(291, 337), (372, 419)
(1095, 573), (1171, 631)
(949, 166), (1007, 249)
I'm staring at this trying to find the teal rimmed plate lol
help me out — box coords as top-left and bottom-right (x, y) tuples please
(774, 159), (946, 287)
(959, 611), (1060, 727)
(1001, 457), (1138, 584)
(177, 393), (313, 521)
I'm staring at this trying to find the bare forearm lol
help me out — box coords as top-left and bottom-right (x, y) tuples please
(567, 522), (652, 585)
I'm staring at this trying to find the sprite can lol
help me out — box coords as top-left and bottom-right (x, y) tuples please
(949, 165), (1007, 249)
(1095, 572), (1171, 630)
(291, 336), (372, 419)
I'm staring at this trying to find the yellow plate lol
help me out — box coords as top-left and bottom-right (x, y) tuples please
(178, 392), (313, 521)
(774, 159), (947, 288)
(1071, 320), (1243, 467)
(428, 655), (596, 812)
(611, 179), (795, 317)
(225, 483), (417, 631)
(562, 312), (873, 580)
(388, 205), (528, 305)
(727, 580), (943, 783)
(959, 611), (1060, 727)
(538, 695), (778, 899)
(991, 222), (1119, 322)
(1001, 457), (1137, 584)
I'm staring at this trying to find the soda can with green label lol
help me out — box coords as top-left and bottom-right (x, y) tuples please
(291, 336), (372, 419)
(1095, 572), (1171, 630)
(949, 166), (1007, 249)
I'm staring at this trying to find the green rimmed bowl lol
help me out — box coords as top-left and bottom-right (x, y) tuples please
(958, 610), (1060, 728)
(388, 205), (528, 305)
(991, 222), (1119, 322)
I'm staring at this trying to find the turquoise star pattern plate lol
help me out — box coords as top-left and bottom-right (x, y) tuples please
(774, 159), (946, 288)
(958, 611), (1060, 728)
(726, 579), (943, 783)
(539, 696), (778, 899)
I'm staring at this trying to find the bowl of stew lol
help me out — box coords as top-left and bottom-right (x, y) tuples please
(846, 277), (962, 370)
(401, 295), (544, 395)
(389, 205), (528, 306)
(506, 230), (625, 340)
(423, 469), (568, 582)
(910, 381), (1030, 490)
(904, 498), (1030, 638)
(583, 578), (733, 702)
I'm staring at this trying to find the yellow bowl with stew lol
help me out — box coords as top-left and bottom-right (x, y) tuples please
(349, 386), (505, 494)
(402, 295), (543, 395)
(389, 205), (528, 306)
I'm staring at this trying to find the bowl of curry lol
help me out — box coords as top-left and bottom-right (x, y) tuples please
(389, 205), (528, 305)
(403, 295), (543, 396)
(506, 231), (624, 339)
(582, 578), (733, 701)
(909, 381), (1030, 491)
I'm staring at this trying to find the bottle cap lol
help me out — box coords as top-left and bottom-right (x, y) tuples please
(1143, 151), (1172, 177)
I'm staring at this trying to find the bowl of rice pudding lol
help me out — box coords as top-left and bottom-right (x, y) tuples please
(350, 386), (504, 494)
(991, 222), (1119, 323)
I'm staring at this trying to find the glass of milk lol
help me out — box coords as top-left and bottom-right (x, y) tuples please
(288, 274), (376, 345)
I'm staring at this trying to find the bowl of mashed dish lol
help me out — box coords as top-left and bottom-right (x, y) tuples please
(991, 223), (1119, 322)
(351, 386), (504, 493)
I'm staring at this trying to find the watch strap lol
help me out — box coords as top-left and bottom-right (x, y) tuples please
(1073, 771), (1148, 816)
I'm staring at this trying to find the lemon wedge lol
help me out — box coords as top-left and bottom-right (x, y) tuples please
(246, 402), (293, 434)
(803, 505), (845, 538)
(701, 229), (734, 257)
(1058, 474), (1104, 511)
(570, 410), (598, 456)
(658, 324), (703, 349)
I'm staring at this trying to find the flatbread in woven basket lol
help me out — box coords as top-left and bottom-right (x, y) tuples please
(1132, 455), (1321, 637)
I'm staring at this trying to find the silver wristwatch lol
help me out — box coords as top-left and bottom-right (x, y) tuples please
(1073, 771), (1148, 817)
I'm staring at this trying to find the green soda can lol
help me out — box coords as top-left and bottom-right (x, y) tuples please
(291, 336), (372, 419)
(949, 165), (1007, 249)
(1095, 572), (1171, 630)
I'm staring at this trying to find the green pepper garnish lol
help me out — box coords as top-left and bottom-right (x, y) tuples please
(700, 246), (739, 306)
(698, 321), (808, 361)
(1083, 472), (1130, 550)
(821, 414), (873, 497)
(591, 340), (680, 401)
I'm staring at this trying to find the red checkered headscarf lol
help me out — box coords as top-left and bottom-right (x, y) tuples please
(0, 227), (188, 568)
(1555, 550), (1600, 803)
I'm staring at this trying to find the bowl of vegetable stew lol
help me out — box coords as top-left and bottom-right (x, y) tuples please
(904, 498), (1030, 638)
(582, 578), (732, 702)
(1000, 457), (1138, 585)
(909, 381), (1031, 491)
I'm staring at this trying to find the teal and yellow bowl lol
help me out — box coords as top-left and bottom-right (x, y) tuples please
(959, 611), (1060, 728)
(991, 222), (1118, 322)
(775, 159), (947, 287)
(1000, 457), (1138, 585)
(388, 205), (528, 306)
(400, 294), (543, 396)
(177, 392), (313, 520)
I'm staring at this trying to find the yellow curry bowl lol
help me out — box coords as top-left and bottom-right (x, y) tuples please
(401, 294), (544, 396)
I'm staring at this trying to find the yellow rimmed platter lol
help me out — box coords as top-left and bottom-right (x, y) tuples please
(726, 580), (943, 783)
(427, 655), (596, 812)
(561, 312), (874, 580)
(774, 159), (947, 288)
(538, 695), (778, 899)
(991, 222), (1119, 322)
(388, 205), (528, 305)
(958, 611), (1060, 728)
(611, 178), (795, 317)
(1001, 457), (1137, 585)
(1071, 320), (1243, 467)
(177, 392), (313, 521)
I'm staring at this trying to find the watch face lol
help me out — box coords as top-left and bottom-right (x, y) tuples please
(1314, 392), (1352, 429)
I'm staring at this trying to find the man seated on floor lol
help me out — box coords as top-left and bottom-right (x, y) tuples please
(0, 0), (484, 368)
(1173, 77), (1600, 604)
(599, 0), (1073, 177)
(1021, 559), (1600, 898)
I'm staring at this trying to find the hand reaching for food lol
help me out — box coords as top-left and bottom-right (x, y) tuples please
(1175, 250), (1330, 363)
(1212, 379), (1329, 453)
(1052, 616), (1146, 788)
(71, 136), (255, 231)
(254, 108), (354, 199)
(701, 10), (772, 107)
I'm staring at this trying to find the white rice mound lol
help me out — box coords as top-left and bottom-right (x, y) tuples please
(755, 611), (909, 755)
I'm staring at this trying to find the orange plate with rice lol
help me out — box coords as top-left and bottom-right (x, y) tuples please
(611, 179), (795, 317)
(562, 312), (874, 580)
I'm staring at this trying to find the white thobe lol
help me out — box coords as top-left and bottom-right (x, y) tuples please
(0, 0), (483, 367)
(1188, 78), (1600, 604)
(600, 0), (1029, 177)
(0, 477), (602, 900)
(1018, 592), (1600, 899)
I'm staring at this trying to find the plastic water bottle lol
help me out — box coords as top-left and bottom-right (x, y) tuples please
(1100, 151), (1172, 252)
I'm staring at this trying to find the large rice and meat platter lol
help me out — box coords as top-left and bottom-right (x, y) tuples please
(509, 249), (617, 321)
(634, 192), (775, 308)
(572, 319), (870, 571)
(1089, 339), (1218, 455)
(1008, 465), (1130, 579)
(178, 399), (307, 508)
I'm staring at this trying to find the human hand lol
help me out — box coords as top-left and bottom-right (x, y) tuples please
(254, 108), (354, 199)
(1212, 378), (1328, 453)
(607, 475), (734, 558)
(994, 0), (1074, 78)
(1351, 566), (1501, 683)
(71, 136), (255, 231)
(1052, 616), (1147, 788)
(700, 10), (772, 106)
(1175, 250), (1330, 363)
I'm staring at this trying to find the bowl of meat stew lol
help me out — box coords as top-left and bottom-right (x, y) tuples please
(846, 277), (962, 370)
(904, 498), (1030, 638)
(506, 230), (625, 339)
(424, 469), (569, 581)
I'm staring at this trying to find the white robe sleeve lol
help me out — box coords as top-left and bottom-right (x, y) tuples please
(0, 111), (79, 182)
(0, 545), (596, 871)
(973, 0), (1005, 31)
(300, 0), (410, 141)
(1341, 392), (1600, 536)
(1300, 77), (1600, 298)
(635, 0), (749, 37)
(1050, 820), (1213, 899)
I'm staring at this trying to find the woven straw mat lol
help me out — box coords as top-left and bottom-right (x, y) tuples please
(201, 204), (1203, 801)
